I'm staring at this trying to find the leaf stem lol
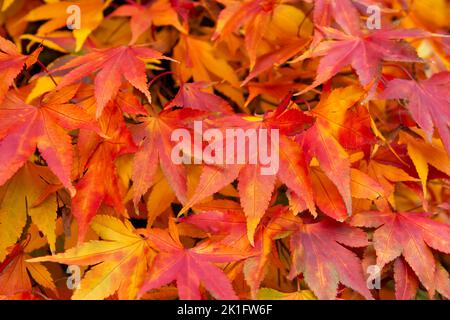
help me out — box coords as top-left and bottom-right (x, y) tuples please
(148, 71), (175, 88)
(36, 60), (58, 87)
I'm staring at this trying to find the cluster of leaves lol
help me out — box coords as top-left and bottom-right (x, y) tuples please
(0, 0), (449, 300)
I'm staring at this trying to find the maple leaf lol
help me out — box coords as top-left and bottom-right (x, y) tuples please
(54, 45), (171, 117)
(132, 108), (204, 208)
(307, 167), (347, 220)
(241, 40), (310, 86)
(351, 210), (450, 297)
(170, 0), (196, 22)
(180, 201), (249, 246)
(337, 103), (376, 151)
(214, 1), (314, 76)
(379, 71), (450, 155)
(398, 131), (450, 203)
(0, 162), (61, 263)
(0, 225), (57, 298)
(25, 0), (110, 52)
(434, 262), (450, 299)
(297, 27), (426, 92)
(350, 168), (384, 200)
(0, 0), (448, 302)
(112, 0), (187, 44)
(394, 257), (419, 300)
(71, 93), (137, 242)
(0, 36), (41, 103)
(138, 223), (248, 300)
(0, 86), (98, 197)
(308, 0), (361, 37)
(213, 0), (279, 68)
(181, 203), (293, 298)
(165, 81), (233, 114)
(365, 157), (418, 208)
(288, 165), (384, 219)
(28, 215), (152, 300)
(296, 85), (366, 217)
(179, 96), (316, 244)
(173, 35), (239, 86)
(301, 125), (353, 215)
(306, 0), (393, 43)
(213, 0), (274, 40)
(288, 217), (373, 300)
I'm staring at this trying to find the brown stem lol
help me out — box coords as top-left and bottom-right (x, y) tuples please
(297, 5), (314, 37)
(36, 60), (58, 87)
(148, 71), (175, 88)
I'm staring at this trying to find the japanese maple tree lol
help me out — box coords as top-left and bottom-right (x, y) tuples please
(0, 0), (449, 301)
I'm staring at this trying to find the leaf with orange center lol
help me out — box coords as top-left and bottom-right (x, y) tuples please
(71, 97), (137, 242)
(351, 210), (450, 297)
(173, 35), (239, 85)
(309, 167), (347, 220)
(0, 36), (41, 103)
(182, 203), (293, 298)
(0, 86), (98, 197)
(0, 161), (63, 264)
(55, 45), (171, 117)
(350, 168), (384, 200)
(297, 86), (365, 217)
(398, 131), (450, 203)
(112, 0), (188, 44)
(25, 0), (111, 52)
(365, 157), (418, 207)
(28, 215), (152, 300)
(138, 224), (248, 300)
(131, 108), (205, 208)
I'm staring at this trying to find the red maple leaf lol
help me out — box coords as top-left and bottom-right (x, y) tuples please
(0, 86), (98, 196)
(132, 107), (205, 207)
(288, 217), (373, 300)
(139, 225), (248, 300)
(0, 36), (42, 104)
(55, 45), (172, 117)
(179, 95), (315, 244)
(165, 81), (233, 114)
(379, 71), (450, 155)
(351, 210), (450, 297)
(297, 27), (426, 92)
(71, 87), (137, 241)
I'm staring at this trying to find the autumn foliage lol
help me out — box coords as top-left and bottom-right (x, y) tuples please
(0, 0), (449, 301)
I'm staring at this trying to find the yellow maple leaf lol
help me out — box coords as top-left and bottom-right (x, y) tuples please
(25, 0), (111, 52)
(28, 215), (153, 300)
